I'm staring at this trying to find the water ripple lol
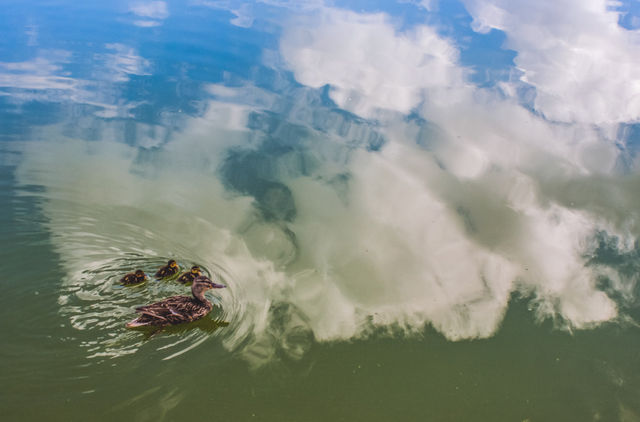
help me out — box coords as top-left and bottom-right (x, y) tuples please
(58, 248), (241, 361)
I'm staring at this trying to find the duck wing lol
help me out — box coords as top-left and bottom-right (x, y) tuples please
(154, 267), (169, 278)
(155, 266), (179, 279)
(129, 296), (211, 327)
(121, 273), (146, 285)
(176, 272), (194, 284)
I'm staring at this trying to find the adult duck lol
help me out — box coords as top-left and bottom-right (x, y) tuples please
(126, 276), (226, 328)
(154, 259), (179, 279)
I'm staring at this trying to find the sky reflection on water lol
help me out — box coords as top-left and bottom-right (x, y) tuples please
(2, 1), (640, 419)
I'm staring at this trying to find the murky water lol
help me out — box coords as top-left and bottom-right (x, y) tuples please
(2, 1), (640, 420)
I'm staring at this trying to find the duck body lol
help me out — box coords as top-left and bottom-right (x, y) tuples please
(177, 265), (202, 284)
(120, 270), (148, 286)
(155, 259), (179, 279)
(127, 295), (213, 327)
(126, 276), (226, 328)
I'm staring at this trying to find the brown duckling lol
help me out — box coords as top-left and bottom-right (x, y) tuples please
(126, 276), (226, 327)
(120, 269), (148, 286)
(155, 259), (179, 279)
(177, 265), (202, 284)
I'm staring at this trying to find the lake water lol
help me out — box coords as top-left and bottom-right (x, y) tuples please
(2, 1), (640, 420)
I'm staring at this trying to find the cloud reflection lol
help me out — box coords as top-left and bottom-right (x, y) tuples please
(11, 2), (640, 367)
(101, 43), (151, 82)
(281, 9), (468, 118)
(461, 0), (640, 124)
(129, 1), (170, 27)
(0, 45), (150, 119)
(0, 51), (76, 91)
(273, 6), (637, 340)
(193, 0), (325, 28)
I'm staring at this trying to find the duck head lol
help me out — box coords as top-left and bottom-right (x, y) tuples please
(190, 265), (202, 275)
(168, 259), (178, 268)
(194, 275), (225, 289)
(192, 275), (226, 301)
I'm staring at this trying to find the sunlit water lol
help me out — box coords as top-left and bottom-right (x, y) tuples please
(2, 0), (640, 420)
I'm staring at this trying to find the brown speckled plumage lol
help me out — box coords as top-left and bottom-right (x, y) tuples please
(155, 259), (179, 279)
(126, 276), (225, 328)
(177, 266), (202, 284)
(120, 270), (147, 286)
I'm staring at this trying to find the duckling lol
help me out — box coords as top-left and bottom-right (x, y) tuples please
(177, 265), (202, 284)
(126, 276), (226, 327)
(120, 269), (148, 286)
(154, 259), (179, 279)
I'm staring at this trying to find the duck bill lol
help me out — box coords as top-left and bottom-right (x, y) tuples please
(211, 282), (226, 289)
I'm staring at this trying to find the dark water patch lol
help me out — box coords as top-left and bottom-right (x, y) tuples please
(588, 231), (640, 320)
(266, 302), (315, 363)
(124, 75), (206, 124)
(221, 146), (299, 222)
(221, 107), (383, 221)
(0, 160), (82, 415)
(0, 100), (66, 141)
(256, 181), (296, 222)
(455, 205), (477, 235)
(247, 93), (386, 152)
(247, 111), (313, 144)
(617, 122), (640, 168)
(40, 296), (637, 422)
(589, 231), (640, 276)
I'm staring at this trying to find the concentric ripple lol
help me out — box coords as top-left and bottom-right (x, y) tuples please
(12, 138), (283, 365)
(59, 252), (238, 361)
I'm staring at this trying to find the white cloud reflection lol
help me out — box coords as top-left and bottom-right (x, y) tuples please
(276, 6), (636, 341)
(0, 45), (150, 118)
(193, 0), (325, 28)
(129, 1), (169, 27)
(101, 43), (151, 82)
(461, 0), (640, 124)
(0, 51), (76, 91)
(12, 3), (640, 366)
(281, 9), (468, 118)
